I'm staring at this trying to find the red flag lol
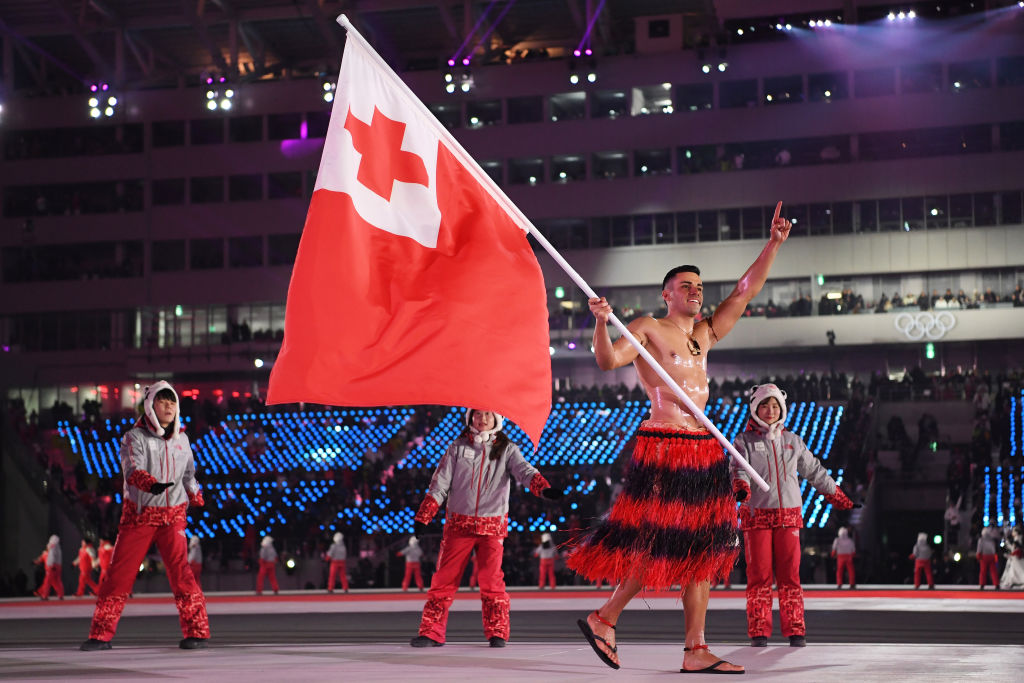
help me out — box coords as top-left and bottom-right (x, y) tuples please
(267, 27), (551, 446)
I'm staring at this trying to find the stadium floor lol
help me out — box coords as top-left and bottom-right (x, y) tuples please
(2, 586), (1022, 681)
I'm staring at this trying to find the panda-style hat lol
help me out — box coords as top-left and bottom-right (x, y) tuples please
(838, 527), (849, 538)
(541, 532), (552, 543)
(261, 535), (273, 547)
(465, 408), (504, 444)
(749, 383), (787, 439)
(142, 380), (180, 438)
(333, 532), (344, 543)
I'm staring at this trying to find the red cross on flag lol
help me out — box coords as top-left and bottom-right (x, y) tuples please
(267, 21), (552, 447)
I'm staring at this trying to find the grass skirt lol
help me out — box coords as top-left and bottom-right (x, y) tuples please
(567, 423), (739, 590)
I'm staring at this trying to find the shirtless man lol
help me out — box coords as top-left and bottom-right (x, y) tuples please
(568, 204), (791, 674)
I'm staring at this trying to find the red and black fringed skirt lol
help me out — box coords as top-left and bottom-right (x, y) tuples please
(567, 423), (739, 590)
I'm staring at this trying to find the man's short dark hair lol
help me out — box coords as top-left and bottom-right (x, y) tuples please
(662, 265), (701, 290)
(154, 388), (177, 403)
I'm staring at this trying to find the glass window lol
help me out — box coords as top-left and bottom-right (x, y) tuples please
(809, 203), (832, 235)
(228, 174), (262, 201)
(631, 84), (674, 115)
(229, 115), (263, 142)
(719, 209), (740, 241)
(654, 214), (675, 243)
(633, 215), (654, 245)
(268, 234), (301, 266)
(190, 238), (224, 269)
(466, 99), (501, 128)
(190, 176), (224, 203)
(996, 55), (1024, 86)
(540, 218), (589, 250)
(900, 63), (942, 94)
(228, 236), (263, 268)
(902, 197), (924, 231)
(949, 59), (991, 92)
(307, 110), (331, 138)
(428, 102), (461, 130)
(974, 192), (996, 226)
(507, 96), (542, 124)
(267, 113), (302, 140)
(719, 79), (757, 109)
(611, 216), (632, 246)
(833, 202), (854, 234)
(590, 217), (611, 247)
(675, 83), (713, 112)
(152, 178), (185, 206)
(152, 120), (186, 147)
(764, 75), (803, 105)
(949, 194), (972, 227)
(879, 198), (901, 231)
(854, 67), (895, 97)
(508, 158), (544, 185)
(1000, 121), (1024, 151)
(1001, 191), (1023, 225)
(548, 92), (585, 121)
(786, 204), (808, 237)
(592, 151), (628, 180)
(590, 90), (628, 119)
(634, 148), (671, 177)
(677, 144), (716, 174)
(268, 171), (302, 199)
(551, 155), (585, 183)
(926, 196), (949, 229)
(480, 160), (503, 185)
(152, 240), (186, 272)
(741, 207), (763, 239)
(190, 119), (223, 145)
(856, 200), (878, 232)
(808, 71), (848, 102)
(696, 210), (717, 242)
(676, 212), (697, 242)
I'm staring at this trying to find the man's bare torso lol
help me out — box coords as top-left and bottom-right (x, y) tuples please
(633, 317), (712, 431)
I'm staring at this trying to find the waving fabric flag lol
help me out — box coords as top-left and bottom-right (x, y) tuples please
(267, 18), (552, 447)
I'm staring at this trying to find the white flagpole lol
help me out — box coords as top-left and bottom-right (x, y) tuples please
(335, 15), (768, 492)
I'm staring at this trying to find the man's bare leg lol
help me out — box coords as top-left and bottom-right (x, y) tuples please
(682, 580), (744, 672)
(585, 576), (643, 666)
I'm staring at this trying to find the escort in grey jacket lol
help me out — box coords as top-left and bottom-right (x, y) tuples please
(327, 540), (347, 562)
(731, 426), (847, 529)
(46, 536), (62, 567)
(911, 536), (933, 560)
(416, 434), (548, 537)
(121, 381), (203, 526)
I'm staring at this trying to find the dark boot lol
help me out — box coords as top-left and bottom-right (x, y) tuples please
(179, 638), (209, 650)
(79, 639), (112, 651)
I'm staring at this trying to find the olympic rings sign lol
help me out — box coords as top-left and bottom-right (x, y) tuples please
(893, 311), (957, 341)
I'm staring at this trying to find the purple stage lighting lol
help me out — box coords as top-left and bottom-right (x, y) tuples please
(447, 59), (455, 66)
(462, 57), (470, 66)
(585, 48), (592, 56)
(574, 49), (581, 57)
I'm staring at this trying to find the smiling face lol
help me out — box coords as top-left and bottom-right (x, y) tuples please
(471, 410), (496, 432)
(663, 272), (704, 316)
(756, 397), (782, 425)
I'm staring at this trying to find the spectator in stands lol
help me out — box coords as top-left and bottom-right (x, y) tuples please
(73, 540), (99, 597)
(187, 536), (202, 589)
(534, 533), (558, 590)
(568, 208), (792, 674)
(832, 527), (856, 589)
(80, 381), (209, 651)
(256, 535), (280, 595)
(731, 384), (855, 647)
(410, 408), (560, 649)
(33, 535), (63, 600)
(977, 526), (1001, 590)
(326, 532), (349, 593)
(910, 533), (936, 589)
(398, 536), (425, 592)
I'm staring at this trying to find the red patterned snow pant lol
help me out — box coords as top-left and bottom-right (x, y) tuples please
(38, 566), (64, 599)
(744, 527), (805, 638)
(328, 560), (349, 591)
(402, 562), (424, 591)
(257, 560), (279, 593)
(914, 559), (934, 588)
(88, 521), (209, 641)
(538, 558), (556, 588)
(835, 554), (855, 587)
(418, 532), (509, 644)
(978, 554), (999, 587)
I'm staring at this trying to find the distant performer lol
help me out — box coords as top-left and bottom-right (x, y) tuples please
(398, 536), (425, 592)
(832, 527), (856, 589)
(73, 540), (100, 597)
(33, 535), (64, 600)
(326, 532), (350, 593)
(910, 533), (935, 589)
(534, 533), (557, 590)
(256, 535), (280, 595)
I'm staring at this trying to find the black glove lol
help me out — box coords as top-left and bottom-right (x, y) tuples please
(735, 489), (749, 503)
(541, 488), (563, 501)
(149, 482), (174, 494)
(413, 520), (431, 537)
(853, 502), (863, 509)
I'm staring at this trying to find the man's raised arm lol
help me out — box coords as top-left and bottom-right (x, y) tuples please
(589, 297), (646, 371)
(707, 202), (791, 344)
